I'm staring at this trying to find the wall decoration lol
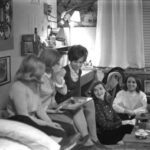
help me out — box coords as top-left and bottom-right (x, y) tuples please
(57, 0), (97, 27)
(0, 56), (11, 86)
(0, 0), (13, 51)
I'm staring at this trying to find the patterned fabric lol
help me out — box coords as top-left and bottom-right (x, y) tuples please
(93, 93), (121, 133)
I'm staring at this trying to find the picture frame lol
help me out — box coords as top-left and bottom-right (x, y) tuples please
(57, 0), (97, 27)
(0, 56), (11, 86)
(144, 80), (150, 95)
(21, 41), (34, 56)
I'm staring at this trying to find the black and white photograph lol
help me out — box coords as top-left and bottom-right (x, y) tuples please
(0, 56), (11, 86)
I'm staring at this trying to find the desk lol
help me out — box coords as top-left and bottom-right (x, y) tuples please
(123, 133), (150, 150)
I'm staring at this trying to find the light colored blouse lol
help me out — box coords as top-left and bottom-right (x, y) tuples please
(7, 81), (40, 117)
(40, 73), (57, 110)
(113, 90), (147, 115)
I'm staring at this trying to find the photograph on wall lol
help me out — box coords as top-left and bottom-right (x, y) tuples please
(57, 0), (97, 27)
(0, 56), (11, 86)
(0, 0), (14, 51)
(21, 41), (34, 56)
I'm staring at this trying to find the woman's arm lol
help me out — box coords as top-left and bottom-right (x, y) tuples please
(36, 103), (63, 130)
(55, 78), (67, 95)
(133, 92), (147, 114)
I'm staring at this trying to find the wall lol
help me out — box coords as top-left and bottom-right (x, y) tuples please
(0, 0), (96, 109)
(66, 27), (96, 62)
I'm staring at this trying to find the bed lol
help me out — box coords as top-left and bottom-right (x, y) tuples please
(0, 119), (60, 150)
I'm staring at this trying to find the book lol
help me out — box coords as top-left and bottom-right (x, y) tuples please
(56, 97), (93, 111)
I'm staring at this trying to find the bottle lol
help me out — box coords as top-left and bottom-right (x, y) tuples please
(34, 27), (37, 42)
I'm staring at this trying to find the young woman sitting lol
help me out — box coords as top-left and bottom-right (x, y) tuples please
(91, 81), (135, 145)
(113, 75), (147, 120)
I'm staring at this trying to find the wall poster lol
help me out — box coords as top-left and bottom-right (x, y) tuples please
(0, 0), (13, 51)
(57, 0), (97, 27)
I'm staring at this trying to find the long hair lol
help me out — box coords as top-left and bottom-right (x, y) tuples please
(123, 75), (142, 93)
(15, 54), (44, 83)
(91, 81), (106, 98)
(91, 81), (113, 104)
(39, 48), (61, 73)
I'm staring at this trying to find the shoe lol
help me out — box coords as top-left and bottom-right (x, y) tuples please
(92, 140), (111, 149)
(117, 140), (124, 145)
(77, 134), (90, 145)
(60, 133), (80, 150)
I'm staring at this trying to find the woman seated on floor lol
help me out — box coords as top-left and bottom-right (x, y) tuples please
(6, 54), (77, 150)
(113, 75), (147, 121)
(102, 67), (125, 101)
(91, 81), (135, 145)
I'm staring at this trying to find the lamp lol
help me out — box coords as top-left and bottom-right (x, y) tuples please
(70, 11), (81, 22)
(58, 10), (81, 27)
(56, 28), (67, 45)
(69, 11), (81, 27)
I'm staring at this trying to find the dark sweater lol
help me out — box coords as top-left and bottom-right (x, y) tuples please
(93, 93), (121, 133)
(55, 65), (82, 104)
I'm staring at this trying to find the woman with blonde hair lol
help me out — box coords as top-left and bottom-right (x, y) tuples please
(7, 54), (75, 149)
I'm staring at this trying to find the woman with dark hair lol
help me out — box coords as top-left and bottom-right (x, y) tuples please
(39, 48), (101, 149)
(55, 45), (101, 147)
(91, 81), (134, 145)
(113, 75), (147, 120)
(102, 67), (125, 99)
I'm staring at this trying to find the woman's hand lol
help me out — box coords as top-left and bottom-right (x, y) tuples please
(124, 109), (135, 116)
(47, 121), (64, 131)
(47, 108), (64, 114)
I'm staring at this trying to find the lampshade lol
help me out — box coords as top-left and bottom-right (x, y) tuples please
(56, 28), (66, 42)
(70, 11), (81, 22)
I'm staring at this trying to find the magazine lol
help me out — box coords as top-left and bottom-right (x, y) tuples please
(56, 97), (93, 111)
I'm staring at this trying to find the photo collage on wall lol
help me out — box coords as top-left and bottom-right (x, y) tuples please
(0, 0), (13, 51)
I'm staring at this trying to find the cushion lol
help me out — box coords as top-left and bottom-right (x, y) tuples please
(0, 138), (31, 150)
(0, 119), (60, 150)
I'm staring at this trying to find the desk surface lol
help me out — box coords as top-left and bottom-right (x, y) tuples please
(123, 133), (150, 144)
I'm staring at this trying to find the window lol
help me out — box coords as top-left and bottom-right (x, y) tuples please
(143, 0), (150, 67)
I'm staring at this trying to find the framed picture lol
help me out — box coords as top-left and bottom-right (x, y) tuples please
(57, 0), (97, 27)
(21, 41), (34, 56)
(0, 0), (14, 51)
(0, 56), (11, 86)
(144, 80), (150, 95)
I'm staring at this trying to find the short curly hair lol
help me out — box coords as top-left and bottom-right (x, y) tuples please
(68, 45), (88, 62)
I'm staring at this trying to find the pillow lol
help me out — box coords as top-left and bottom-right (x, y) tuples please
(0, 137), (31, 150)
(0, 119), (60, 150)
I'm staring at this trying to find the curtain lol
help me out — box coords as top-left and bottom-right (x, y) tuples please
(93, 0), (144, 68)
